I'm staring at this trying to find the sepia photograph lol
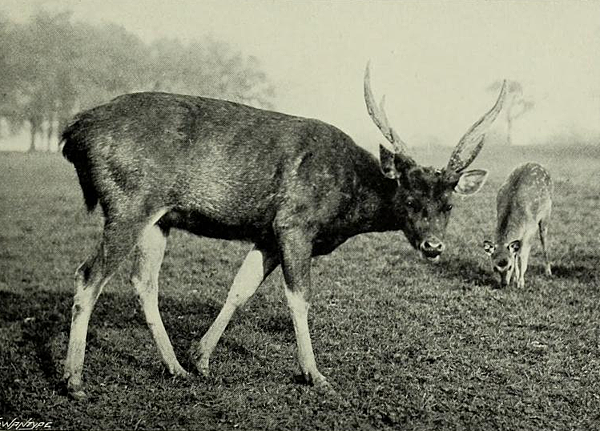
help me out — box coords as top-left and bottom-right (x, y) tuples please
(0, 0), (598, 429)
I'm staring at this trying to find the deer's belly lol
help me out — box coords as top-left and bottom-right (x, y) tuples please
(158, 208), (275, 245)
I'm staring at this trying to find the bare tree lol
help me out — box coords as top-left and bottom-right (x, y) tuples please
(488, 80), (534, 146)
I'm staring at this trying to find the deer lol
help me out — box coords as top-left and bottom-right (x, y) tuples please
(61, 63), (507, 399)
(483, 162), (553, 288)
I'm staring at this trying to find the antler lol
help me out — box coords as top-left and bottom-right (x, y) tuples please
(364, 62), (411, 157)
(446, 80), (508, 173)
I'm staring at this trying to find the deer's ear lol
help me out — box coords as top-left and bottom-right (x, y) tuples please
(379, 144), (400, 179)
(455, 169), (488, 195)
(483, 240), (495, 255)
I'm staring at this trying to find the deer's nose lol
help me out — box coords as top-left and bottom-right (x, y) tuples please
(497, 258), (509, 268)
(420, 238), (445, 257)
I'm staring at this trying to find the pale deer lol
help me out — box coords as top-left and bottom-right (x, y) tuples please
(483, 162), (553, 288)
(61, 63), (506, 399)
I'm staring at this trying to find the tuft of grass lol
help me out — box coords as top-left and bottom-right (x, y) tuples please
(0, 149), (599, 430)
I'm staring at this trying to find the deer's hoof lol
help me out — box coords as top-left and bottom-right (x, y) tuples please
(314, 378), (338, 397)
(64, 373), (86, 400)
(293, 372), (337, 395)
(170, 366), (190, 379)
(195, 360), (210, 378)
(68, 388), (87, 401)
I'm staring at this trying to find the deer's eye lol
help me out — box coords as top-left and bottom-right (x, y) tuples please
(406, 199), (421, 212)
(443, 204), (453, 212)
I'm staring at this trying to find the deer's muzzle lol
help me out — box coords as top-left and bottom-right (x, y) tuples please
(420, 238), (445, 261)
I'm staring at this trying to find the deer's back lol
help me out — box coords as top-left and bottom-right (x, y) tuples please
(63, 92), (379, 244)
(495, 162), (552, 239)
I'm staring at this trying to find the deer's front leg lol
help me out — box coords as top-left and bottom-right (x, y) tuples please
(192, 246), (278, 376)
(516, 244), (531, 289)
(278, 229), (333, 393)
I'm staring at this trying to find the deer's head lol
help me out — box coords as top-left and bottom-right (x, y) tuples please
(483, 240), (520, 287)
(365, 64), (507, 262)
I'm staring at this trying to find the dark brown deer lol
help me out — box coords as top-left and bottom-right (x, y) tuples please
(61, 64), (506, 399)
(483, 162), (553, 288)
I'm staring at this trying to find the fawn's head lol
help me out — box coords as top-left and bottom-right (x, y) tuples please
(365, 64), (507, 261)
(483, 239), (521, 287)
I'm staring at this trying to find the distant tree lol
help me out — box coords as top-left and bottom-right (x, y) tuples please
(0, 11), (275, 151)
(0, 14), (23, 138)
(148, 36), (275, 108)
(488, 80), (534, 146)
(5, 11), (76, 151)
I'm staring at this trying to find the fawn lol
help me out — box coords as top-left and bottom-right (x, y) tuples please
(484, 162), (553, 288)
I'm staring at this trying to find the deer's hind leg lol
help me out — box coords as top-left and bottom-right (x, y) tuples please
(131, 223), (187, 378)
(64, 215), (158, 399)
(64, 206), (171, 399)
(538, 217), (552, 276)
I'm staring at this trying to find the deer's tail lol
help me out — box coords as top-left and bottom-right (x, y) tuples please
(61, 116), (99, 213)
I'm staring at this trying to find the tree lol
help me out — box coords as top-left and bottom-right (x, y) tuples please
(487, 80), (534, 146)
(0, 11), (275, 151)
(147, 36), (275, 108)
(0, 14), (23, 138)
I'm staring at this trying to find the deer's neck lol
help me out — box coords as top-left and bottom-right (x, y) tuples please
(496, 203), (529, 243)
(342, 156), (404, 236)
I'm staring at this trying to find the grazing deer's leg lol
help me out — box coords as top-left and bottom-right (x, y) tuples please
(539, 219), (552, 276)
(517, 242), (532, 289)
(512, 254), (521, 288)
(64, 217), (147, 399)
(131, 224), (187, 377)
(192, 246), (278, 376)
(278, 230), (332, 392)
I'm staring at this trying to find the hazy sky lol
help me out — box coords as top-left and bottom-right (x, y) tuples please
(3, 0), (600, 151)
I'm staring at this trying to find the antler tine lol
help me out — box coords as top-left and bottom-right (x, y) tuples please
(364, 62), (409, 155)
(447, 80), (508, 173)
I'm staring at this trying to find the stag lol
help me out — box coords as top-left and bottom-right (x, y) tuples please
(61, 64), (506, 399)
(483, 162), (553, 288)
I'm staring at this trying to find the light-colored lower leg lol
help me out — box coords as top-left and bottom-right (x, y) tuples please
(64, 211), (168, 398)
(512, 255), (521, 288)
(539, 220), (552, 276)
(193, 247), (276, 375)
(64, 256), (111, 397)
(132, 225), (187, 377)
(284, 288), (329, 388)
(517, 246), (531, 288)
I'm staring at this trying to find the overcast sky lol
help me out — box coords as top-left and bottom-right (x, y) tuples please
(3, 0), (600, 151)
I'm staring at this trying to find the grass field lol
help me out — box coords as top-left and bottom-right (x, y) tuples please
(1, 145), (599, 430)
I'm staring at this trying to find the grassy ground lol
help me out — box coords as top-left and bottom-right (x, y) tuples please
(0, 145), (599, 430)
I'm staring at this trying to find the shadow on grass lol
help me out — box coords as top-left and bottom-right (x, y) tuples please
(433, 257), (497, 289)
(254, 312), (293, 336)
(0, 287), (229, 396)
(550, 251), (599, 285)
(433, 250), (599, 290)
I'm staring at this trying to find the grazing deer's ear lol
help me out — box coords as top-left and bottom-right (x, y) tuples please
(379, 144), (400, 179)
(483, 240), (495, 255)
(455, 169), (488, 195)
(508, 240), (521, 253)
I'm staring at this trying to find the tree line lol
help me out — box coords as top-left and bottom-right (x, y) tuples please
(0, 11), (275, 151)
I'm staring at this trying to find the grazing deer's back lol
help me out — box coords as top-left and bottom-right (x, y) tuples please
(496, 162), (552, 239)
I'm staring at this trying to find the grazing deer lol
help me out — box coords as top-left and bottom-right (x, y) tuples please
(61, 63), (506, 399)
(483, 162), (553, 288)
